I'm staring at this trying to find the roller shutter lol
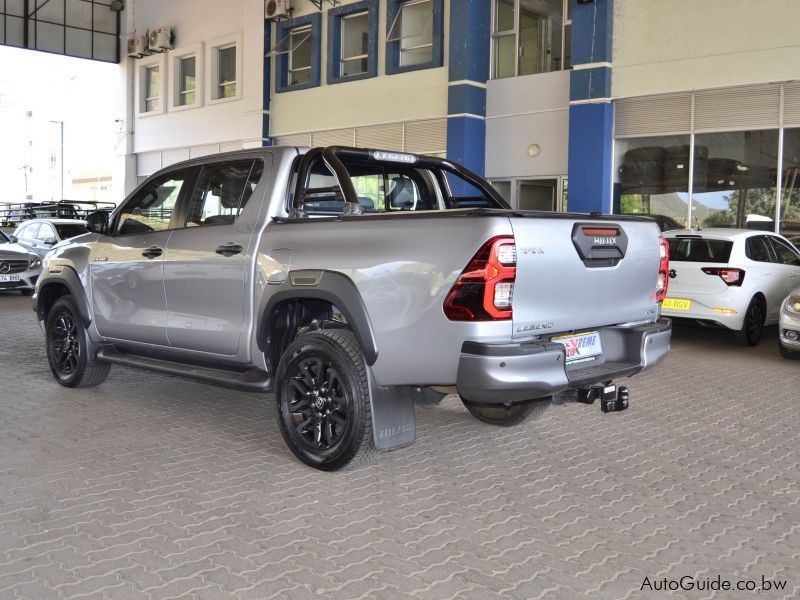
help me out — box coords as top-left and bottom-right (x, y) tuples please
(614, 93), (691, 137)
(693, 84), (780, 132)
(403, 118), (447, 154)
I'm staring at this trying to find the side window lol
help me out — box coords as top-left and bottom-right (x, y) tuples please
(36, 224), (56, 242)
(746, 236), (776, 263)
(20, 224), (39, 240)
(770, 237), (800, 266)
(183, 160), (259, 227)
(116, 170), (191, 235)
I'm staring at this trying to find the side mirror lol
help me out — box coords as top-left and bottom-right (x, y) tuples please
(8, 235), (18, 243)
(44, 237), (57, 246)
(86, 211), (110, 235)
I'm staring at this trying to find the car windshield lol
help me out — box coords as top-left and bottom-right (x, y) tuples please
(54, 223), (88, 240)
(667, 238), (733, 263)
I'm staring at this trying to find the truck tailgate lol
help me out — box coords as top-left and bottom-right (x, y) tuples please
(509, 217), (661, 338)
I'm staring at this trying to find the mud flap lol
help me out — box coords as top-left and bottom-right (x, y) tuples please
(366, 368), (416, 451)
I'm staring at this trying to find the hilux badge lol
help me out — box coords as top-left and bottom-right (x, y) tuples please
(593, 237), (616, 246)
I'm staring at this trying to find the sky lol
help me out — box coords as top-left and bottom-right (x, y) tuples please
(0, 45), (120, 203)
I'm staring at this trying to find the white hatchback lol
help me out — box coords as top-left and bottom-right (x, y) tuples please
(661, 229), (800, 346)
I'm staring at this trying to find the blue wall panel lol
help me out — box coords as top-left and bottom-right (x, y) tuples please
(567, 102), (613, 213)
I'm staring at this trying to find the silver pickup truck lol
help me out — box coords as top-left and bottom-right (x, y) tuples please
(33, 146), (671, 470)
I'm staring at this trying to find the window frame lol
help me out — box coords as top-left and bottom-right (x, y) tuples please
(112, 167), (198, 236)
(207, 33), (243, 104)
(328, 0), (378, 85)
(274, 14), (322, 93)
(768, 235), (800, 266)
(385, 0), (443, 76)
(177, 159), (265, 228)
(136, 53), (166, 117)
(170, 43), (204, 111)
(490, 0), (571, 80)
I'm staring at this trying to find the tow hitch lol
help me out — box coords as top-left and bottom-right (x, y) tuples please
(560, 383), (630, 413)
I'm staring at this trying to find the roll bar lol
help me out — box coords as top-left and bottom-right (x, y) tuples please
(290, 146), (509, 217)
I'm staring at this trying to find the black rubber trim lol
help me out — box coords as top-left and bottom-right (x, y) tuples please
(258, 270), (378, 365)
(35, 267), (92, 327)
(461, 340), (564, 357)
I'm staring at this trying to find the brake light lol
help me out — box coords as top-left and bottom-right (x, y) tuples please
(656, 238), (670, 303)
(702, 267), (745, 286)
(444, 236), (516, 320)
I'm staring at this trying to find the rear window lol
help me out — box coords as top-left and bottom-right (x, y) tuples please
(667, 238), (733, 263)
(54, 223), (89, 240)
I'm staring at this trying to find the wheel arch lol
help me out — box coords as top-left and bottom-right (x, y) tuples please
(36, 267), (92, 327)
(257, 270), (378, 374)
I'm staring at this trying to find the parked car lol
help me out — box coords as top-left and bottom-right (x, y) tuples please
(662, 229), (800, 345)
(0, 230), (42, 295)
(34, 146), (671, 470)
(778, 286), (800, 359)
(13, 219), (89, 258)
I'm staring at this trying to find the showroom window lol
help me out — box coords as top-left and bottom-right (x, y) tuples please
(271, 14), (322, 92)
(328, 1), (378, 84)
(208, 34), (242, 102)
(491, 0), (571, 79)
(780, 128), (800, 236)
(385, 0), (443, 75)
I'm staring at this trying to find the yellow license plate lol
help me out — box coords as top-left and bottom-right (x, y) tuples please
(663, 298), (692, 311)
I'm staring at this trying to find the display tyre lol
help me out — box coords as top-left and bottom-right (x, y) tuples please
(779, 341), (800, 360)
(19, 288), (33, 296)
(45, 295), (110, 388)
(461, 397), (551, 427)
(734, 297), (765, 347)
(275, 329), (377, 471)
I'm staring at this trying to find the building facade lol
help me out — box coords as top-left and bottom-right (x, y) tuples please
(119, 0), (800, 234)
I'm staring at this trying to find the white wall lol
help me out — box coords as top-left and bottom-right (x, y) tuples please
(485, 70), (570, 179)
(269, 0), (449, 136)
(125, 0), (264, 158)
(613, 0), (800, 98)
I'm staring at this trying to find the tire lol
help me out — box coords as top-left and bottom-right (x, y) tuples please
(734, 297), (766, 347)
(275, 329), (377, 471)
(19, 288), (34, 296)
(461, 397), (551, 427)
(45, 295), (110, 388)
(779, 341), (800, 360)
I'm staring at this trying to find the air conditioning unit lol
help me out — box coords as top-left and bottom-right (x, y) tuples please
(148, 27), (173, 52)
(265, 0), (290, 20)
(126, 35), (149, 58)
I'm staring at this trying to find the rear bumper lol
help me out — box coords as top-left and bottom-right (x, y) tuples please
(456, 318), (671, 404)
(661, 290), (747, 330)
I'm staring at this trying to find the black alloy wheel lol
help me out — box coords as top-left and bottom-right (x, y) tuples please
(275, 329), (376, 470)
(45, 295), (110, 388)
(735, 297), (765, 347)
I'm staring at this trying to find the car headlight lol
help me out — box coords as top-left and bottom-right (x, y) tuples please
(29, 257), (42, 270)
(787, 293), (800, 314)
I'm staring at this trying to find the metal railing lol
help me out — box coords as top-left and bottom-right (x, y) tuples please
(0, 200), (116, 227)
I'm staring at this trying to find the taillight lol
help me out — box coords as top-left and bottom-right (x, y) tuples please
(656, 238), (670, 303)
(702, 267), (745, 286)
(444, 236), (516, 321)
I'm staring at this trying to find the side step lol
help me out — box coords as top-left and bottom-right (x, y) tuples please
(96, 348), (272, 392)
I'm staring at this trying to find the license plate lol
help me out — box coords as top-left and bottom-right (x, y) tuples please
(552, 331), (603, 363)
(663, 298), (692, 311)
(0, 275), (20, 282)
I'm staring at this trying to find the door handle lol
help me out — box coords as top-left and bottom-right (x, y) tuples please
(216, 242), (243, 257)
(142, 245), (163, 259)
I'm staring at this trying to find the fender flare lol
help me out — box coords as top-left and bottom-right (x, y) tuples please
(35, 267), (92, 327)
(257, 270), (378, 365)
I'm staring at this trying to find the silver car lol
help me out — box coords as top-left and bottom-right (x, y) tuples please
(13, 218), (89, 259)
(34, 146), (672, 470)
(0, 230), (42, 295)
(779, 286), (800, 359)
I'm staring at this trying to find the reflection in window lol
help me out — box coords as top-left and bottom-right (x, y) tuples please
(692, 130), (778, 230)
(117, 171), (190, 234)
(341, 11), (369, 76)
(780, 128), (800, 235)
(216, 45), (237, 98)
(387, 0), (433, 67)
(144, 65), (160, 112)
(178, 56), (196, 106)
(615, 135), (691, 231)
